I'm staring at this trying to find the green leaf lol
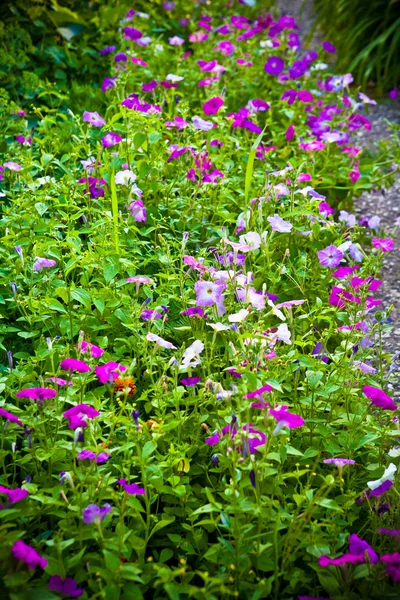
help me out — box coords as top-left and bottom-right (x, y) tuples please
(70, 288), (91, 309)
(47, 298), (67, 313)
(149, 516), (175, 539)
(110, 171), (120, 254)
(142, 441), (157, 460)
(244, 125), (267, 204)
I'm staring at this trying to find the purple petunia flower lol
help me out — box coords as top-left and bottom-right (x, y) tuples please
(12, 540), (47, 570)
(60, 358), (92, 373)
(95, 361), (127, 384)
(117, 478), (145, 495)
(324, 458), (355, 466)
(285, 124), (295, 141)
(181, 377), (201, 387)
(16, 387), (56, 402)
(0, 407), (23, 427)
(124, 26), (142, 41)
(367, 480), (393, 497)
(169, 36), (185, 46)
(322, 41), (336, 53)
(49, 576), (84, 598)
(363, 386), (397, 411)
(264, 56), (284, 75)
(318, 245), (343, 268)
(77, 449), (110, 463)
(129, 199), (146, 222)
(378, 529), (400, 537)
(181, 307), (207, 318)
(99, 46), (116, 55)
(206, 423), (266, 454)
(63, 404), (100, 429)
(203, 96), (224, 115)
(33, 257), (57, 271)
(83, 111), (106, 127)
(82, 503), (112, 524)
(142, 79), (158, 92)
(193, 115), (214, 131)
(101, 132), (122, 148)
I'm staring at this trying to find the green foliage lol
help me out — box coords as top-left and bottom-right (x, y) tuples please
(312, 0), (400, 93)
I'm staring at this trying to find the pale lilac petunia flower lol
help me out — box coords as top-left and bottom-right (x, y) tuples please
(267, 215), (293, 233)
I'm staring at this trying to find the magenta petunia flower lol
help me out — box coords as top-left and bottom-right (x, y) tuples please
(181, 307), (206, 318)
(381, 552), (400, 583)
(142, 79), (158, 92)
(63, 403), (100, 429)
(322, 41), (336, 53)
(0, 407), (23, 427)
(363, 385), (397, 410)
(264, 56), (284, 75)
(95, 361), (127, 384)
(12, 540), (47, 570)
(332, 266), (359, 279)
(244, 384), (273, 399)
(372, 238), (394, 252)
(285, 124), (295, 141)
(101, 132), (122, 148)
(83, 111), (106, 127)
(16, 387), (56, 402)
(117, 478), (145, 495)
(46, 377), (71, 386)
(0, 485), (29, 504)
(181, 377), (201, 387)
(378, 529), (400, 537)
(60, 358), (91, 373)
(268, 214), (293, 233)
(82, 503), (112, 524)
(206, 424), (266, 454)
(317, 245), (343, 268)
(165, 115), (189, 130)
(79, 340), (104, 359)
(33, 257), (57, 271)
(49, 576), (84, 598)
(269, 405), (304, 430)
(203, 96), (224, 115)
(319, 534), (378, 568)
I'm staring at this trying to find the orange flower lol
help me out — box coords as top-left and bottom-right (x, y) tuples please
(114, 377), (136, 396)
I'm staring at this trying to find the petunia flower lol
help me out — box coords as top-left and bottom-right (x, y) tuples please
(270, 405), (304, 431)
(60, 358), (91, 373)
(322, 41), (336, 53)
(195, 280), (225, 308)
(4, 161), (22, 171)
(95, 361), (127, 384)
(0, 485), (29, 504)
(129, 199), (146, 222)
(12, 540), (47, 570)
(117, 478), (145, 495)
(372, 238), (394, 252)
(16, 387), (56, 403)
(203, 96), (224, 115)
(378, 529), (400, 537)
(367, 463), (397, 490)
(146, 332), (177, 350)
(82, 503), (112, 524)
(192, 115), (214, 131)
(363, 386), (397, 411)
(264, 56), (284, 75)
(319, 534), (378, 568)
(77, 450), (110, 464)
(317, 245), (343, 268)
(180, 377), (201, 386)
(381, 552), (400, 583)
(0, 407), (23, 427)
(101, 132), (122, 148)
(181, 307), (206, 319)
(79, 340), (104, 359)
(267, 215), (292, 233)
(46, 377), (72, 386)
(169, 36), (185, 46)
(63, 404), (100, 429)
(181, 340), (204, 370)
(49, 576), (84, 598)
(33, 257), (57, 271)
(82, 111), (106, 127)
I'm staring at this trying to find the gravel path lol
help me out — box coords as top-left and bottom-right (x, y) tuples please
(277, 0), (400, 394)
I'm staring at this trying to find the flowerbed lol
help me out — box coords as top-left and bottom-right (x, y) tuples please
(0, 2), (399, 599)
